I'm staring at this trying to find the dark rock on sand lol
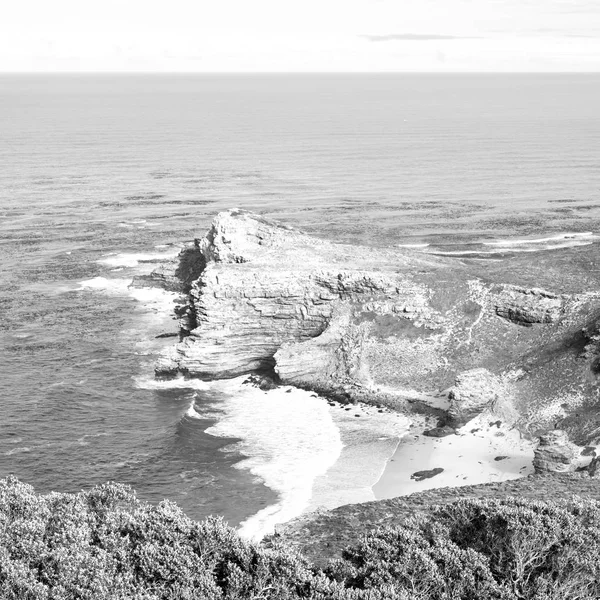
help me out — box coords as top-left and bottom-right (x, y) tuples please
(588, 456), (600, 478)
(242, 374), (279, 391)
(423, 425), (455, 438)
(411, 467), (444, 481)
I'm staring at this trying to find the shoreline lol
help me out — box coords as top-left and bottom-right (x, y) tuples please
(373, 416), (535, 500)
(200, 381), (411, 540)
(301, 388), (535, 531)
(306, 400), (410, 513)
(87, 250), (536, 540)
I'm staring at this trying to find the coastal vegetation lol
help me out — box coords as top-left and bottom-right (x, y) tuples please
(2, 476), (600, 599)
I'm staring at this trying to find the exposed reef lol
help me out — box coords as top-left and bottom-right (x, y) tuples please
(155, 209), (600, 444)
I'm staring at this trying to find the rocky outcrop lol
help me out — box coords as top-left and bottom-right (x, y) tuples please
(154, 209), (600, 439)
(157, 209), (455, 390)
(589, 456), (600, 478)
(448, 368), (510, 426)
(490, 285), (566, 326)
(533, 430), (581, 473)
(131, 245), (206, 294)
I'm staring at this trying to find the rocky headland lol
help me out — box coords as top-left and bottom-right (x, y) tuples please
(149, 209), (600, 454)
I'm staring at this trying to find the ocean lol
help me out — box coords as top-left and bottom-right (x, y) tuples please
(1, 73), (599, 534)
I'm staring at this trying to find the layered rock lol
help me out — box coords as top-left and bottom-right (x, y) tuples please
(155, 209), (600, 439)
(157, 209), (454, 389)
(448, 368), (518, 427)
(448, 368), (505, 425)
(131, 244), (206, 294)
(490, 285), (567, 326)
(533, 430), (581, 473)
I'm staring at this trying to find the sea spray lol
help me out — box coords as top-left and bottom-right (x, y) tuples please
(97, 248), (181, 269)
(134, 375), (210, 392)
(309, 402), (412, 511)
(423, 232), (598, 257)
(204, 377), (343, 540)
(134, 374), (344, 538)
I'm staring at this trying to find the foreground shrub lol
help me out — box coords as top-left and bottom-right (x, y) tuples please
(0, 476), (312, 599)
(430, 496), (600, 599)
(328, 497), (600, 600)
(326, 521), (511, 599)
(2, 476), (600, 599)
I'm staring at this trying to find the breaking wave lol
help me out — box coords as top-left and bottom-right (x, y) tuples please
(97, 247), (180, 268)
(134, 375), (209, 392)
(203, 377), (343, 540)
(426, 232), (597, 257)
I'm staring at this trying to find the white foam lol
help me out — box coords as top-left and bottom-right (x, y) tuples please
(77, 277), (177, 312)
(483, 232), (595, 247)
(204, 378), (343, 541)
(78, 277), (131, 294)
(431, 240), (593, 256)
(397, 243), (430, 249)
(5, 447), (31, 456)
(134, 375), (209, 391)
(97, 249), (180, 268)
(79, 276), (179, 353)
(78, 275), (176, 307)
(129, 286), (177, 311)
(185, 401), (204, 420)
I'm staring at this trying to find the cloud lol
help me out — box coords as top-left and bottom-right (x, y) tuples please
(532, 27), (599, 38)
(362, 33), (479, 42)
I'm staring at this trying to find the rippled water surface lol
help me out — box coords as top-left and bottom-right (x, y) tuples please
(1, 73), (599, 526)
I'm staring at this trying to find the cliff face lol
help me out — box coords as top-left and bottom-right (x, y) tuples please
(157, 209), (456, 390)
(157, 209), (600, 441)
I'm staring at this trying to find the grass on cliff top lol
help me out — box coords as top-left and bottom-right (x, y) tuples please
(2, 475), (600, 600)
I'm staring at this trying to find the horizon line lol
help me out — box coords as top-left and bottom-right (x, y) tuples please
(2, 70), (600, 75)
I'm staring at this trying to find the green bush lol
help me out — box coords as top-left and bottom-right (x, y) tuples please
(327, 497), (600, 600)
(429, 497), (600, 599)
(0, 476), (311, 599)
(2, 476), (600, 599)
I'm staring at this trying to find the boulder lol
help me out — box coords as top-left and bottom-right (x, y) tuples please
(490, 284), (566, 326)
(588, 456), (600, 478)
(423, 425), (455, 438)
(448, 368), (517, 427)
(411, 468), (444, 481)
(533, 430), (580, 474)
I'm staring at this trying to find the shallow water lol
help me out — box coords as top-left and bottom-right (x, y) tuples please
(1, 73), (600, 530)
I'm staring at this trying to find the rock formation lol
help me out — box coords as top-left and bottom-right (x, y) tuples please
(448, 368), (508, 425)
(588, 456), (600, 478)
(155, 209), (600, 440)
(490, 285), (567, 326)
(533, 430), (581, 473)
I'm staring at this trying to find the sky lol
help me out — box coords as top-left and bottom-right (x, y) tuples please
(1, 0), (599, 72)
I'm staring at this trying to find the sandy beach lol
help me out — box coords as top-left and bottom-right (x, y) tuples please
(307, 401), (411, 512)
(199, 381), (539, 538)
(306, 392), (535, 519)
(373, 418), (535, 500)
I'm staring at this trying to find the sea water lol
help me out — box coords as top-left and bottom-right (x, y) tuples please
(1, 73), (600, 534)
